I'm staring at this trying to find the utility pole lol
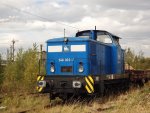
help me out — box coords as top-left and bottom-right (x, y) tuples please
(10, 45), (13, 61)
(39, 44), (43, 75)
(64, 29), (65, 38)
(10, 39), (18, 62)
(7, 49), (9, 61)
(40, 44), (43, 60)
(12, 39), (15, 61)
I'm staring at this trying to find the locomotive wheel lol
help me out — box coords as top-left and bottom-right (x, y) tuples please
(49, 93), (56, 101)
(99, 80), (105, 97)
(139, 79), (144, 87)
(59, 93), (68, 101)
(145, 78), (148, 83)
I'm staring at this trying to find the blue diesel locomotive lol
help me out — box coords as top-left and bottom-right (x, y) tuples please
(37, 30), (129, 100)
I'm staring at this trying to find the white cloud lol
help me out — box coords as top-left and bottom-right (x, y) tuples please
(0, 0), (150, 57)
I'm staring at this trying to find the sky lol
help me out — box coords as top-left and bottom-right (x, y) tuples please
(0, 0), (150, 58)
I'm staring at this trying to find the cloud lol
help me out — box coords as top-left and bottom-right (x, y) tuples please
(0, 0), (150, 57)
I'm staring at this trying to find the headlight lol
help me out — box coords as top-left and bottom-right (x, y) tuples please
(78, 62), (84, 73)
(50, 63), (55, 72)
(38, 80), (46, 88)
(73, 81), (81, 88)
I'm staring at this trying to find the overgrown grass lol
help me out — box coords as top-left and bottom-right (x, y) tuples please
(0, 82), (150, 113)
(0, 94), (49, 113)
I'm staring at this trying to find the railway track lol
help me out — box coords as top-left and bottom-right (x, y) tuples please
(1, 81), (149, 113)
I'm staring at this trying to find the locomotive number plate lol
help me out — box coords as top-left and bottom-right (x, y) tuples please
(59, 58), (74, 62)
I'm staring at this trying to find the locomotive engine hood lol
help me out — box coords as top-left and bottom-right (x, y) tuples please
(46, 37), (90, 76)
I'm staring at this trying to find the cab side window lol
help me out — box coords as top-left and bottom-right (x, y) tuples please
(97, 32), (112, 44)
(77, 32), (90, 38)
(112, 36), (120, 45)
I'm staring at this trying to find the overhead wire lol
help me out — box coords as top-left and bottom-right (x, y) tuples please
(0, 2), (79, 30)
(0, 43), (8, 45)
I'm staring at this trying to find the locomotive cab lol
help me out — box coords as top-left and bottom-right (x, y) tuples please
(76, 30), (120, 45)
(76, 30), (124, 74)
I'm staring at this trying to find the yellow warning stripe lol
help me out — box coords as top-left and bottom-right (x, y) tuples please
(41, 76), (44, 81)
(88, 76), (94, 84)
(85, 85), (92, 93)
(85, 77), (94, 92)
(36, 86), (39, 90)
(37, 76), (44, 81)
(38, 87), (43, 92)
(37, 76), (41, 81)
(36, 76), (45, 92)
(37, 86), (43, 92)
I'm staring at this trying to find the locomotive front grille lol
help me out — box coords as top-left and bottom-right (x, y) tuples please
(61, 66), (72, 72)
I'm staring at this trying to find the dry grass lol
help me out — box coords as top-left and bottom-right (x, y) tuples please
(0, 82), (150, 113)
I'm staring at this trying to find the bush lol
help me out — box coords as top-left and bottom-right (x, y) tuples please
(1, 44), (39, 94)
(0, 54), (4, 91)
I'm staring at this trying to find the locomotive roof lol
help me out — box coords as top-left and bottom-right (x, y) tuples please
(76, 30), (121, 39)
(47, 37), (91, 43)
(47, 30), (121, 43)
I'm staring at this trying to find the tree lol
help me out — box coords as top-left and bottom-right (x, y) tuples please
(2, 44), (39, 93)
(22, 43), (39, 92)
(0, 54), (4, 90)
(0, 54), (2, 73)
(125, 48), (135, 67)
(125, 48), (150, 70)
